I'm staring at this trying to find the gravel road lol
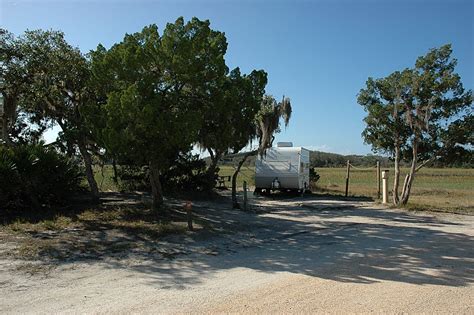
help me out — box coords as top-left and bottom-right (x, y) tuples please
(1, 196), (473, 314)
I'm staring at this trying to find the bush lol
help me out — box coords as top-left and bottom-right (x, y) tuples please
(0, 144), (84, 212)
(161, 152), (216, 192)
(118, 165), (150, 191)
(118, 152), (217, 193)
(309, 167), (320, 183)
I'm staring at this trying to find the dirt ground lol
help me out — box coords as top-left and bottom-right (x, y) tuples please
(1, 193), (473, 314)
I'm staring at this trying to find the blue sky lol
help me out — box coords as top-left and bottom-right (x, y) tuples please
(1, 0), (473, 154)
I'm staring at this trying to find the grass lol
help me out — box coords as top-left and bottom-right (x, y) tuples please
(2, 202), (189, 264)
(219, 165), (474, 214)
(93, 165), (120, 192)
(218, 165), (255, 188)
(89, 163), (473, 215)
(313, 167), (473, 214)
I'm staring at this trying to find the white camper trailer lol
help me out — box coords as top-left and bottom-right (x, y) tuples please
(255, 142), (310, 194)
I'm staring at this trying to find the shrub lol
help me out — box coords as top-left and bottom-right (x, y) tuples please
(118, 152), (216, 193)
(309, 167), (320, 183)
(161, 152), (216, 192)
(0, 143), (84, 212)
(118, 165), (150, 192)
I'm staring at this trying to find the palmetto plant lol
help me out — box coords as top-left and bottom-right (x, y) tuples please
(0, 143), (83, 211)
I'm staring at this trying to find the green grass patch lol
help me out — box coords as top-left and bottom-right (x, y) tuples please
(93, 165), (120, 192)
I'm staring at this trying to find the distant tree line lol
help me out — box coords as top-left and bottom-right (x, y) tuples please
(217, 149), (473, 169)
(217, 150), (391, 168)
(311, 151), (473, 168)
(309, 152), (390, 168)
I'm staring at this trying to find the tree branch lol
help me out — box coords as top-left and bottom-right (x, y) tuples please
(415, 155), (439, 173)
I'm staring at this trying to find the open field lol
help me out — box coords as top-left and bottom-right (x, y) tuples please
(90, 165), (473, 214)
(218, 165), (474, 214)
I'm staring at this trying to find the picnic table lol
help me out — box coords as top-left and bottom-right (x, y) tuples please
(218, 175), (231, 188)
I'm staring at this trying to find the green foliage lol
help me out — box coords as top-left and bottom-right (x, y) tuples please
(0, 143), (83, 212)
(0, 28), (100, 196)
(198, 67), (268, 158)
(438, 114), (474, 166)
(357, 70), (413, 157)
(358, 44), (473, 204)
(309, 168), (320, 183)
(118, 152), (216, 192)
(0, 28), (46, 144)
(358, 44), (472, 162)
(117, 165), (150, 192)
(89, 18), (228, 167)
(256, 95), (292, 155)
(162, 152), (216, 192)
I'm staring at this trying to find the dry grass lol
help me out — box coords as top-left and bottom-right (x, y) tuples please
(15, 263), (56, 276)
(219, 165), (473, 214)
(92, 164), (472, 213)
(7, 216), (77, 234)
(218, 165), (255, 188)
(2, 203), (189, 264)
(314, 167), (474, 214)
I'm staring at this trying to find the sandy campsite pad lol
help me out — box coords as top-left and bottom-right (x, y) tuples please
(1, 195), (473, 314)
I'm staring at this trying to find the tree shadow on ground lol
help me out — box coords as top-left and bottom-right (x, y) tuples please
(9, 192), (474, 289)
(252, 190), (374, 202)
(99, 195), (474, 289)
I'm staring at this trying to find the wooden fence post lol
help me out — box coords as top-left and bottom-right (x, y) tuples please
(185, 201), (193, 231)
(377, 160), (381, 199)
(345, 160), (350, 197)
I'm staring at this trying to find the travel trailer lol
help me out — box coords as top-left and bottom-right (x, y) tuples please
(255, 142), (310, 194)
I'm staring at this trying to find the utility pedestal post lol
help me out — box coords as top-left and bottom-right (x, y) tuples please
(382, 170), (389, 204)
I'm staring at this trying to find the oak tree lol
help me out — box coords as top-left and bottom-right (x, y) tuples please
(358, 44), (472, 205)
(89, 18), (228, 211)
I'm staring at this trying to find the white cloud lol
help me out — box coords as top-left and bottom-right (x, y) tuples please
(304, 144), (334, 152)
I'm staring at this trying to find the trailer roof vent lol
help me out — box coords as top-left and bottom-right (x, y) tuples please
(277, 142), (293, 147)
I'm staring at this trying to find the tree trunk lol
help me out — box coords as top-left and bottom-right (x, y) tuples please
(1, 95), (16, 145)
(149, 160), (164, 211)
(232, 150), (256, 209)
(112, 158), (119, 184)
(1, 114), (9, 144)
(206, 148), (221, 179)
(78, 141), (100, 199)
(392, 144), (401, 205)
(400, 138), (418, 205)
